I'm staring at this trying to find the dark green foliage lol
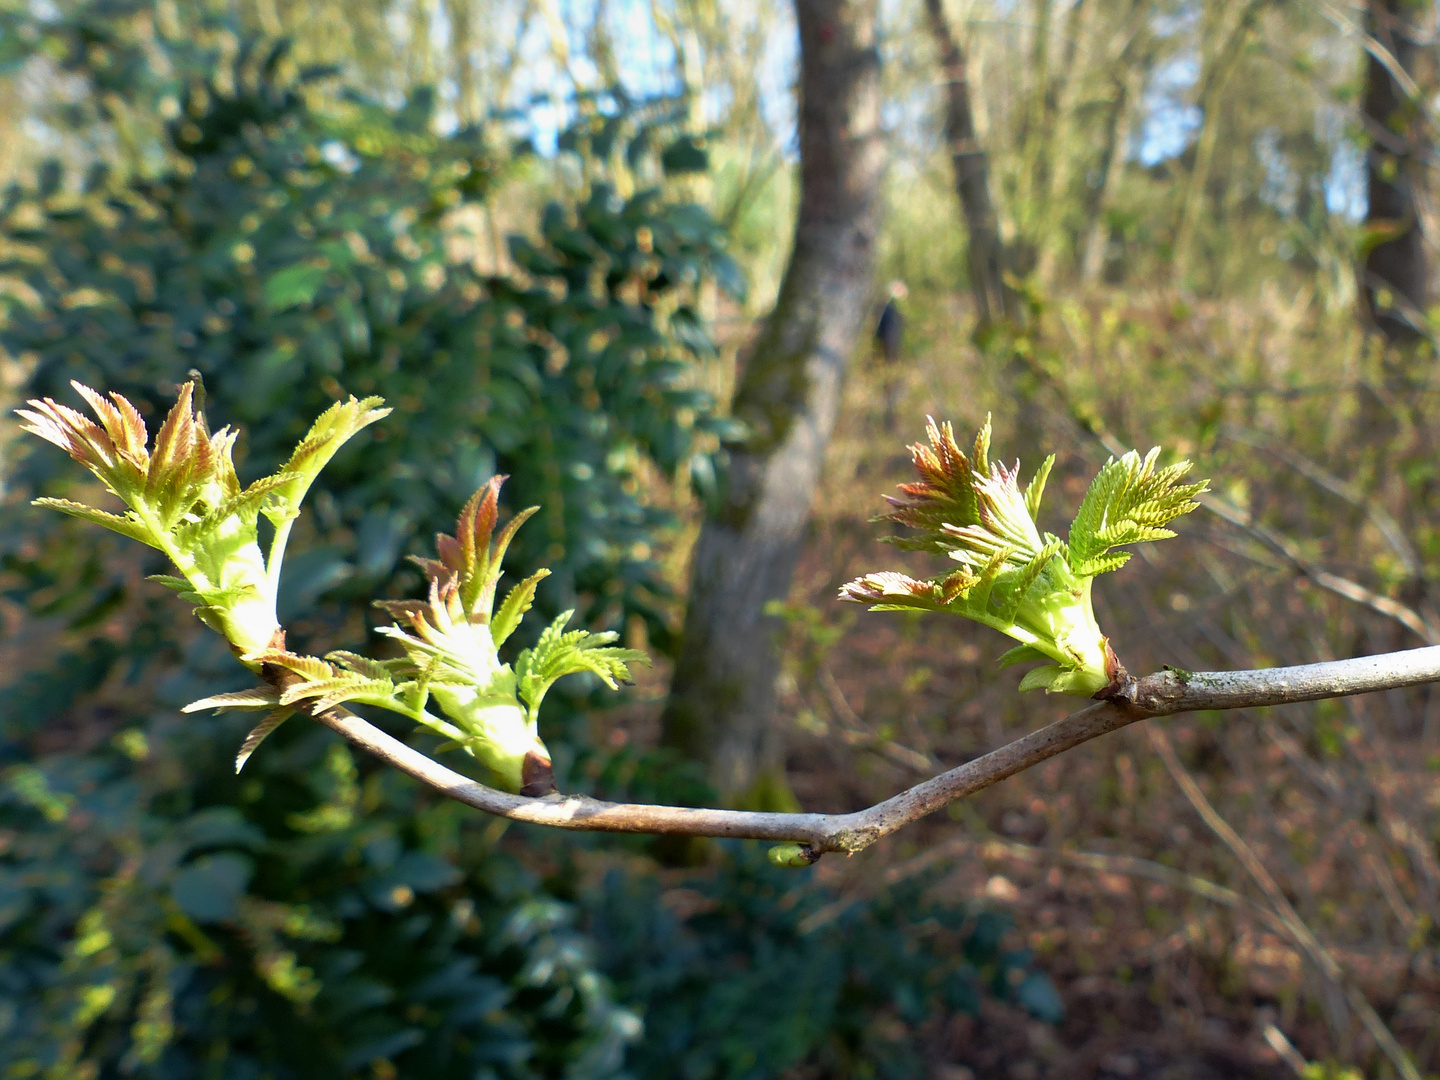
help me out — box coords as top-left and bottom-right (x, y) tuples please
(0, 7), (733, 1075)
(588, 847), (1062, 1080)
(1, 684), (637, 1078)
(3, 9), (738, 642)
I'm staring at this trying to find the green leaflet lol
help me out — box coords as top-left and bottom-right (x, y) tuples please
(1066, 447), (1206, 577)
(995, 644), (1050, 669)
(1017, 665), (1066, 694)
(515, 610), (649, 724)
(277, 676), (399, 711)
(843, 416), (1207, 697)
(234, 710), (294, 773)
(325, 650), (398, 681)
(491, 570), (550, 647)
(33, 498), (155, 546)
(182, 688), (284, 712)
(264, 395), (390, 526)
(1023, 454), (1054, 519)
(175, 473), (295, 549)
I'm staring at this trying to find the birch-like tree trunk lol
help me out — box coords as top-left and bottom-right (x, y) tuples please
(660, 0), (883, 804)
(1079, 9), (1152, 285)
(1033, 0), (1090, 287)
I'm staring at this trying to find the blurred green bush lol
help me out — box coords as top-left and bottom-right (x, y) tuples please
(0, 11), (733, 1076)
(589, 846), (1062, 1080)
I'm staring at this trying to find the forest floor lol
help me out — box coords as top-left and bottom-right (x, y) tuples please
(605, 288), (1440, 1079)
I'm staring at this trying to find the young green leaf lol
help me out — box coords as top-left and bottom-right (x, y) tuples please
(234, 709), (295, 773)
(325, 651), (399, 681)
(491, 570), (550, 647)
(20, 380), (392, 661)
(277, 676), (400, 714)
(31, 497), (155, 546)
(514, 610), (648, 722)
(24, 391), (652, 789)
(182, 688), (285, 713)
(843, 417), (1207, 697)
(263, 395), (391, 525)
(359, 478), (647, 792)
(1065, 448), (1207, 578)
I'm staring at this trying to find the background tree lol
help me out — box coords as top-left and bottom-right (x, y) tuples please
(660, 0), (884, 805)
(923, 0), (1016, 328)
(1359, 0), (1433, 346)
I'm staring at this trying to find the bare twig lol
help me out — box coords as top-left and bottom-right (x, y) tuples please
(1148, 725), (1421, 1080)
(816, 664), (937, 774)
(1199, 492), (1439, 644)
(1221, 425), (1424, 579)
(1263, 1023), (1313, 1078)
(1304, 0), (1426, 109)
(288, 646), (1440, 864)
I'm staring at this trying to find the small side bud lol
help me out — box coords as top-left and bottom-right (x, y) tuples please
(519, 749), (556, 797)
(767, 843), (820, 868)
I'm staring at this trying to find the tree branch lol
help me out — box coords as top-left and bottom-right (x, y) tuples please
(297, 645), (1440, 860)
(1199, 491), (1439, 644)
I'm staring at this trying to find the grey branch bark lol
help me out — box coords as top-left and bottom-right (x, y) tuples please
(659, 0), (884, 802)
(301, 646), (1440, 861)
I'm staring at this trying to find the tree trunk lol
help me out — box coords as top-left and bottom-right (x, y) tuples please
(1360, 0), (1431, 346)
(445, 0), (477, 125)
(1078, 0), (1151, 285)
(1079, 68), (1137, 285)
(660, 0), (882, 805)
(1170, 0), (1267, 283)
(1033, 0), (1090, 288)
(1011, 0), (1053, 278)
(923, 0), (1017, 327)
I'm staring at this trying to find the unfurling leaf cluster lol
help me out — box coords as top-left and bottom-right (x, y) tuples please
(191, 476), (645, 790)
(841, 417), (1206, 697)
(19, 380), (387, 657)
(22, 385), (645, 793)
